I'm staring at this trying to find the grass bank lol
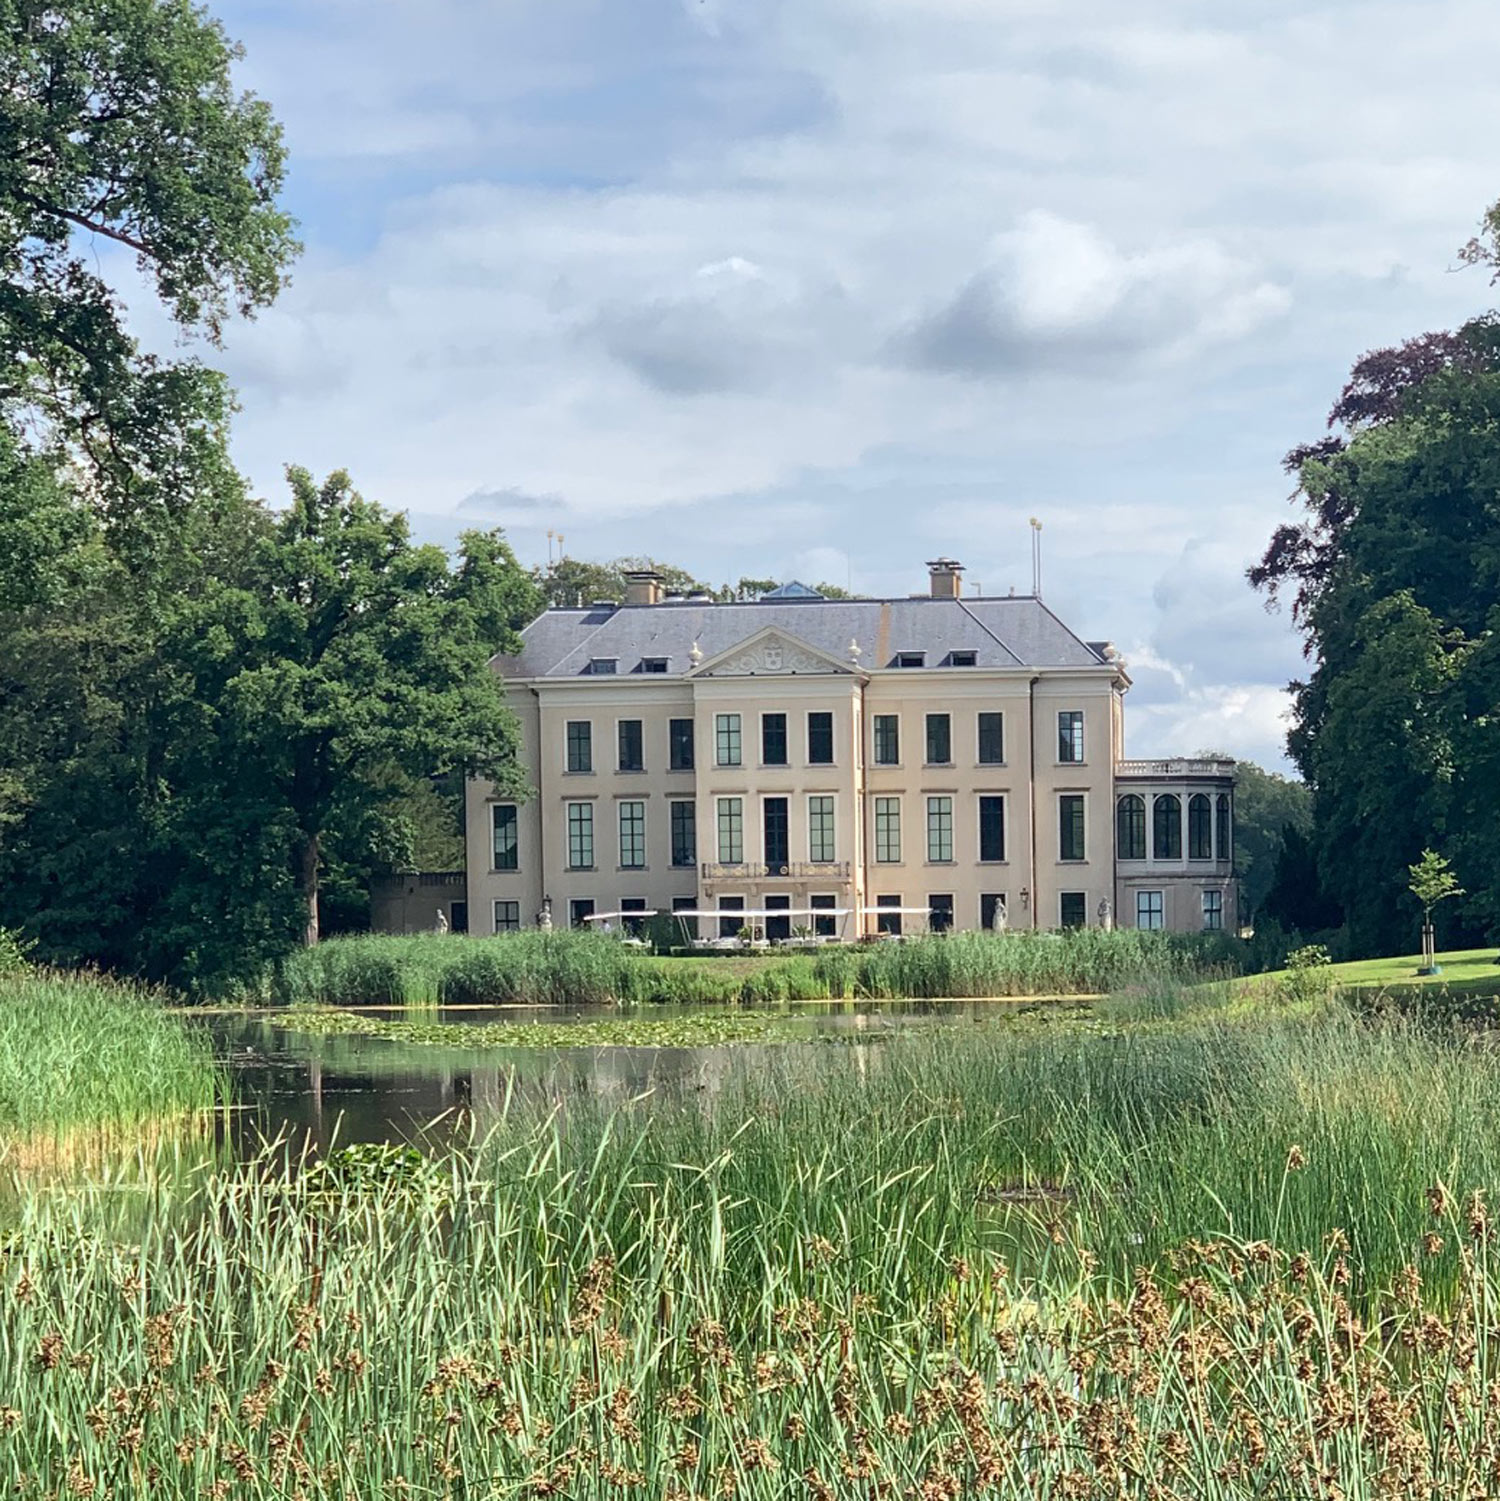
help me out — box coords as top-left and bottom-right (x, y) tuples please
(7, 988), (1500, 1495)
(268, 927), (1237, 1008)
(0, 971), (220, 1146)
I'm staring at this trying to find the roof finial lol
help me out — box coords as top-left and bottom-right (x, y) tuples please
(848, 637), (862, 664)
(689, 638), (703, 667)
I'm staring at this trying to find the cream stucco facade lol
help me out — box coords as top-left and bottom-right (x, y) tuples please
(464, 564), (1235, 940)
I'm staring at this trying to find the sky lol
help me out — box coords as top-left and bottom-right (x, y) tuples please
(154, 0), (1500, 768)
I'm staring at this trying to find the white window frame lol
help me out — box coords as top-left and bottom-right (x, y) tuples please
(977, 793), (1006, 863)
(808, 795), (836, 863)
(1202, 889), (1224, 931)
(1136, 890), (1165, 930)
(716, 796), (744, 864)
(566, 801), (594, 870)
(1058, 792), (1087, 863)
(617, 800), (646, 869)
(715, 713), (742, 768)
(874, 796), (901, 864)
(493, 899), (521, 934)
(926, 795), (954, 863)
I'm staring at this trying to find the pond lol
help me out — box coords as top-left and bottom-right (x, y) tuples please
(199, 998), (1079, 1154)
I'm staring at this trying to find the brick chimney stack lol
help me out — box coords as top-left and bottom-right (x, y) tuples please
(623, 569), (664, 606)
(926, 558), (964, 599)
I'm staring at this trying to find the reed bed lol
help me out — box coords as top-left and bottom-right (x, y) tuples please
(10, 995), (1500, 1494)
(0, 971), (219, 1144)
(271, 928), (1232, 1009)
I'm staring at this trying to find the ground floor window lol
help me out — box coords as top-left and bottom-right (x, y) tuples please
(1202, 889), (1224, 931)
(569, 897), (595, 929)
(449, 902), (468, 934)
(929, 894), (954, 933)
(876, 894), (902, 936)
(1059, 891), (1087, 929)
(718, 895), (745, 940)
(621, 896), (648, 937)
(494, 900), (521, 933)
(981, 892), (1007, 931)
(765, 894), (791, 942)
(1136, 890), (1164, 930)
(810, 894), (837, 937)
(672, 895), (698, 942)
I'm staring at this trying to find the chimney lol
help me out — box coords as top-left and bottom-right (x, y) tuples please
(623, 569), (664, 606)
(926, 558), (964, 599)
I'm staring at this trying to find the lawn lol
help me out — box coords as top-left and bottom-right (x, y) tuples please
(1330, 946), (1500, 991)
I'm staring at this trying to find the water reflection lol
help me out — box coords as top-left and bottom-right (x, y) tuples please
(199, 1000), (1067, 1156)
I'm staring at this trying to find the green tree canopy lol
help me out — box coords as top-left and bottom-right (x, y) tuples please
(1, 0), (297, 490)
(1253, 227), (1500, 951)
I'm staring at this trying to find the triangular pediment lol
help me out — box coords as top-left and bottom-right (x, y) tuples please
(692, 626), (852, 677)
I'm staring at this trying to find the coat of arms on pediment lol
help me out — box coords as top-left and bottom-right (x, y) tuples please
(692, 627), (848, 677)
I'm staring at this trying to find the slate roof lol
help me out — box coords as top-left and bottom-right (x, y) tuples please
(496, 596), (1110, 679)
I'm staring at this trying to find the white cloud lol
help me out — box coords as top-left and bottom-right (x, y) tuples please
(139, 0), (1500, 769)
(895, 212), (1290, 377)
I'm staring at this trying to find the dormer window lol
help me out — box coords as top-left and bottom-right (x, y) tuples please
(896, 652), (925, 669)
(589, 658), (617, 675)
(640, 657), (668, 673)
(949, 651), (977, 667)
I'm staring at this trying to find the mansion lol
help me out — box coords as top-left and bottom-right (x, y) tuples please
(463, 560), (1236, 939)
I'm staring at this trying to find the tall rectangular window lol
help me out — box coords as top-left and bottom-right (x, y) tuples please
(1058, 711), (1084, 763)
(808, 796), (835, 862)
(1059, 794), (1086, 862)
(978, 796), (1005, 862)
(569, 897), (595, 929)
(618, 800), (646, 869)
(810, 893), (837, 938)
(1188, 794), (1213, 860)
(761, 713), (788, 766)
(672, 894), (698, 942)
(493, 900), (521, 933)
(1216, 794), (1231, 861)
(492, 804), (518, 870)
(1059, 892), (1087, 929)
(874, 797), (901, 863)
(925, 713), (951, 765)
(717, 797), (743, 863)
(807, 711), (834, 765)
(873, 714), (900, 765)
(763, 797), (790, 868)
(718, 896), (745, 941)
(567, 802), (594, 869)
(1203, 890), (1224, 931)
(977, 712), (1004, 765)
(1136, 890), (1164, 930)
(670, 718), (695, 771)
(566, 720), (592, 773)
(926, 796), (954, 862)
(715, 714), (742, 767)
(929, 894), (954, 933)
(617, 719), (643, 772)
(670, 800), (696, 867)
(876, 895), (902, 936)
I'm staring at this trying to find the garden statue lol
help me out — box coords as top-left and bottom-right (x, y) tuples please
(1098, 897), (1112, 931)
(434, 909), (448, 935)
(538, 896), (553, 931)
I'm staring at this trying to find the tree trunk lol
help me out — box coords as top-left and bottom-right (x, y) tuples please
(301, 832), (320, 946)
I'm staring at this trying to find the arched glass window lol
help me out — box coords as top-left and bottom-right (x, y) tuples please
(1216, 793), (1231, 861)
(1188, 794), (1212, 860)
(1152, 794), (1182, 861)
(1116, 795), (1146, 861)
